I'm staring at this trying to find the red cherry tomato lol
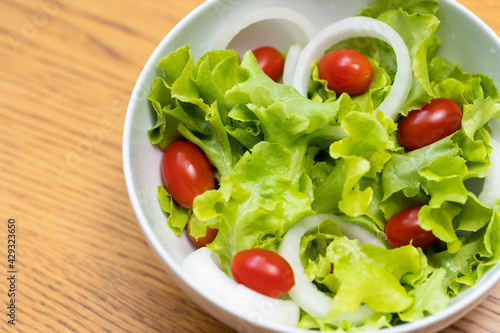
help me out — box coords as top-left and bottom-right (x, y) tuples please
(385, 206), (439, 249)
(318, 48), (374, 96)
(186, 215), (218, 248)
(161, 141), (214, 209)
(252, 46), (284, 82)
(231, 248), (295, 298)
(398, 98), (463, 150)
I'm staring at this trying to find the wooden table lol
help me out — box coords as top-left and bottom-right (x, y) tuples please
(1, 0), (500, 332)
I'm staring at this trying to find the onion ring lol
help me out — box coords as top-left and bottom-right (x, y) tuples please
(292, 16), (413, 119)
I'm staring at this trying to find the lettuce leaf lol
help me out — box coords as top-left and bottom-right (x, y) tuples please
(148, 45), (248, 178)
(398, 268), (448, 322)
(225, 51), (350, 186)
(297, 221), (449, 330)
(326, 238), (419, 315)
(359, 0), (440, 18)
(193, 142), (314, 269)
(156, 186), (190, 236)
(428, 205), (500, 295)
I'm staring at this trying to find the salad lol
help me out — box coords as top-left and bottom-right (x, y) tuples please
(146, 0), (500, 331)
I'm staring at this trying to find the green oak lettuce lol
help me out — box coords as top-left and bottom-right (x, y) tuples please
(148, 45), (248, 178)
(193, 142), (314, 268)
(297, 223), (449, 330)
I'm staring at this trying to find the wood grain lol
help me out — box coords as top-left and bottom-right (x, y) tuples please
(0, 0), (499, 332)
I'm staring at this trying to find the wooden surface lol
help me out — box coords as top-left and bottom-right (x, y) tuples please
(1, 0), (500, 332)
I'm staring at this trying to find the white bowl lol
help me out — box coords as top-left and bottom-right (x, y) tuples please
(122, 0), (500, 332)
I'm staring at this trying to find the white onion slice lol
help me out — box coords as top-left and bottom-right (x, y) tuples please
(478, 137), (500, 207)
(181, 247), (300, 327)
(182, 247), (237, 300)
(278, 214), (386, 319)
(278, 215), (334, 319)
(227, 284), (300, 327)
(282, 43), (303, 86)
(333, 304), (375, 326)
(292, 16), (413, 119)
(328, 215), (387, 248)
(215, 7), (317, 51)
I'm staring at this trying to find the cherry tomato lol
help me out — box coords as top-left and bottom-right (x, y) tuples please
(161, 141), (214, 209)
(318, 48), (374, 96)
(231, 248), (295, 298)
(385, 206), (439, 249)
(398, 98), (463, 150)
(187, 214), (218, 248)
(252, 46), (284, 82)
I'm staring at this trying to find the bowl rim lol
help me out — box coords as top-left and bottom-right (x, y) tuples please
(122, 0), (500, 332)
